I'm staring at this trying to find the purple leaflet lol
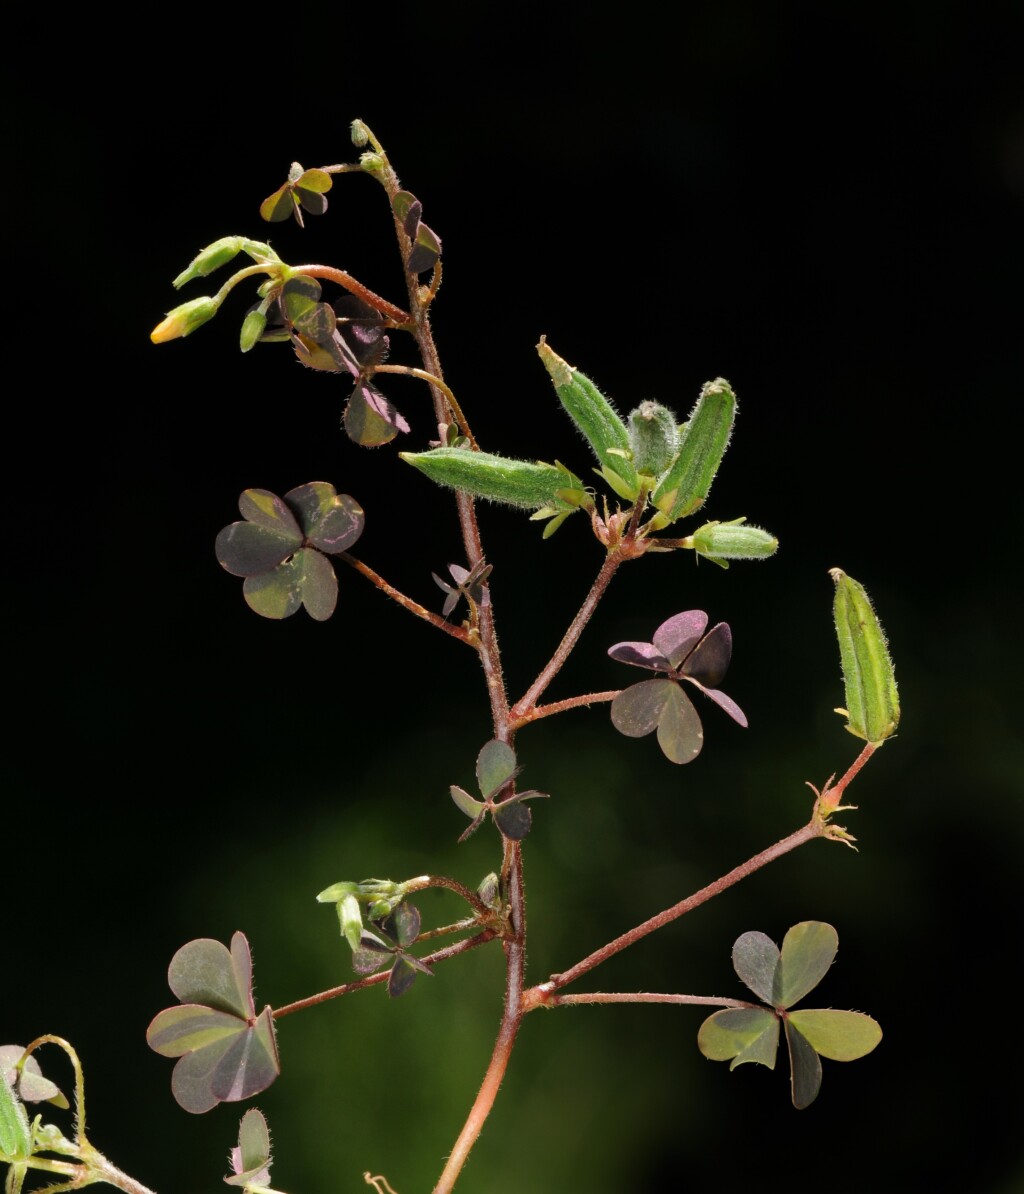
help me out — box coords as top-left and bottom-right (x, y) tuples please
(608, 610), (747, 764)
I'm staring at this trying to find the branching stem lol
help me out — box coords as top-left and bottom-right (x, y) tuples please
(272, 932), (498, 1019)
(338, 553), (474, 644)
(293, 265), (410, 323)
(511, 550), (626, 721)
(369, 364), (477, 448)
(531, 820), (825, 999)
(511, 690), (621, 730)
(540, 992), (760, 1010)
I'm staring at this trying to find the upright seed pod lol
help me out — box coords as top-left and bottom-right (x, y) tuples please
(830, 569), (900, 744)
(652, 378), (736, 523)
(537, 339), (641, 500)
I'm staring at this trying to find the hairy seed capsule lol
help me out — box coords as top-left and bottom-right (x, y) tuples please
(401, 447), (588, 511)
(628, 400), (680, 477)
(652, 378), (736, 523)
(830, 569), (900, 744)
(536, 339), (640, 500)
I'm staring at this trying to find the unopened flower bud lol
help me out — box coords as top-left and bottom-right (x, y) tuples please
(150, 296), (220, 343)
(350, 119), (370, 147)
(172, 237), (244, 289)
(239, 307), (267, 352)
(691, 518), (778, 565)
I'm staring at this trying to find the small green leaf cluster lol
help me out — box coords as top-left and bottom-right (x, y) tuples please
(450, 740), (548, 841)
(317, 880), (432, 998)
(698, 922), (881, 1108)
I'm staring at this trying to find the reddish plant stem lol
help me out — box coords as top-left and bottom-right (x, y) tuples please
(370, 364), (478, 448)
(434, 844), (525, 1194)
(293, 264), (410, 322)
(510, 550), (626, 722)
(339, 553), (473, 644)
(272, 931), (497, 1019)
(406, 873), (491, 916)
(511, 689), (621, 730)
(820, 741), (877, 808)
(543, 992), (760, 1010)
(531, 820), (824, 1000)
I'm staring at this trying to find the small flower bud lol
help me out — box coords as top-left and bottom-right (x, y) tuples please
(691, 518), (778, 564)
(350, 119), (370, 147)
(360, 152), (385, 176)
(239, 307), (267, 352)
(172, 237), (245, 289)
(150, 296), (220, 343)
(628, 400), (679, 477)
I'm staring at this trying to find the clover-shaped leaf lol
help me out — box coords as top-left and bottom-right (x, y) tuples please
(147, 931), (281, 1114)
(260, 162), (332, 227)
(216, 484), (365, 621)
(609, 611), (747, 764)
(432, 561), (493, 618)
(343, 380), (411, 447)
(450, 740), (547, 842)
(349, 907), (432, 999)
(0, 1046), (68, 1111)
(392, 190), (442, 275)
(225, 1108), (272, 1188)
(698, 922), (881, 1109)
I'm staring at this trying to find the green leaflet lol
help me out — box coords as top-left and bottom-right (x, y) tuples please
(830, 569), (900, 743)
(400, 448), (590, 512)
(652, 378), (736, 522)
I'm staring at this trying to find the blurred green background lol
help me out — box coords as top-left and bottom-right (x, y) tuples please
(7, 3), (1022, 1191)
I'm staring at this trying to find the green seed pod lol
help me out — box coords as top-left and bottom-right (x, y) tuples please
(150, 295), (220, 343)
(628, 400), (680, 477)
(401, 448), (587, 511)
(830, 569), (900, 744)
(536, 339), (640, 500)
(172, 236), (245, 289)
(691, 518), (778, 566)
(652, 378), (736, 523)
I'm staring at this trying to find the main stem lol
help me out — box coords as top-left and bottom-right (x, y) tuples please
(377, 152), (521, 1192)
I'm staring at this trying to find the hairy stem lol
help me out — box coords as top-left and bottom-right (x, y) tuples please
(540, 991), (760, 1010)
(273, 932), (497, 1019)
(511, 550), (625, 721)
(820, 741), (877, 809)
(370, 364), (477, 448)
(533, 820), (824, 998)
(293, 265), (410, 322)
(338, 553), (474, 644)
(433, 845), (525, 1194)
(511, 690), (620, 730)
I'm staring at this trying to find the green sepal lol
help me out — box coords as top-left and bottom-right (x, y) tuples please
(830, 569), (900, 744)
(691, 518), (778, 563)
(537, 340), (641, 499)
(400, 448), (587, 512)
(652, 378), (736, 522)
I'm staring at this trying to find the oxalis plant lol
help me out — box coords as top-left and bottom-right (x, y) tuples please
(2, 120), (901, 1194)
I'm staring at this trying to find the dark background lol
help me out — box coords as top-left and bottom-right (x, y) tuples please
(7, 4), (1022, 1191)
